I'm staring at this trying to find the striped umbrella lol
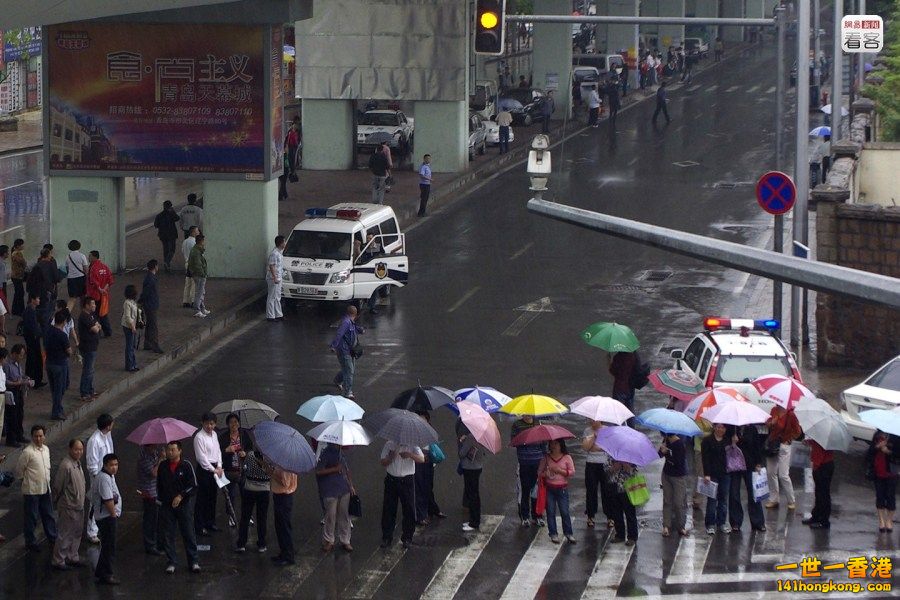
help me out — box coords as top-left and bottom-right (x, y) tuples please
(751, 375), (815, 411)
(683, 387), (748, 421)
(648, 369), (707, 401)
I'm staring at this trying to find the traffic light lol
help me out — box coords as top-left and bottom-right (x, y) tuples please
(475, 0), (506, 55)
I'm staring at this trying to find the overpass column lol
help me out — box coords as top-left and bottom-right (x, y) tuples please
(721, 0), (746, 42)
(598, 0), (639, 89)
(659, 0), (686, 50)
(49, 176), (126, 272)
(201, 180), (278, 278)
(746, 0), (765, 18)
(532, 0), (572, 120)
(301, 100), (356, 170)
(638, 0), (659, 52)
(693, 0), (719, 43)
(413, 101), (468, 173)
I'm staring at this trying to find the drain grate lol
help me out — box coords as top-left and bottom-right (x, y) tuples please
(640, 270), (674, 282)
(673, 160), (700, 168)
(592, 284), (649, 293)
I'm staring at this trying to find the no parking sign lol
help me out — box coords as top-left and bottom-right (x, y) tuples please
(755, 171), (796, 216)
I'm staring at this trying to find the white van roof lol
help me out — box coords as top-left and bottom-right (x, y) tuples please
(292, 203), (396, 233)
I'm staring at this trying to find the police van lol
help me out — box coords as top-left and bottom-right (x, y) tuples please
(281, 203), (407, 304)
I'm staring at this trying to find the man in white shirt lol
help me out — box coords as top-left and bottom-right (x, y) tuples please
(85, 413), (114, 544)
(65, 240), (90, 312)
(266, 235), (286, 322)
(181, 226), (198, 308)
(15, 424), (58, 550)
(91, 453), (121, 585)
(379, 441), (424, 548)
(178, 193), (204, 239)
(192, 412), (223, 536)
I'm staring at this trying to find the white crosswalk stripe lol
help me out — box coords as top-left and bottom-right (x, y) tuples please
(726, 85), (741, 92)
(342, 545), (407, 599)
(497, 528), (564, 600)
(420, 515), (503, 600)
(666, 533), (712, 585)
(579, 541), (634, 599)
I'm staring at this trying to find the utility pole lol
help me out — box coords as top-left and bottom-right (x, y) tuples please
(791, 0), (811, 347)
(813, 0), (821, 103)
(857, 0), (866, 92)
(832, 0), (843, 139)
(774, 6), (786, 327)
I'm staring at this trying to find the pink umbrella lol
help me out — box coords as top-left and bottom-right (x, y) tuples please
(683, 387), (748, 421)
(751, 374), (815, 410)
(126, 418), (198, 445)
(457, 401), (502, 454)
(703, 401), (771, 426)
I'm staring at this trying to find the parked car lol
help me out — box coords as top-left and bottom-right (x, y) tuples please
(497, 89), (545, 126)
(357, 110), (414, 153)
(572, 66), (601, 85)
(485, 119), (515, 146)
(572, 53), (625, 77)
(470, 80), (498, 122)
(683, 37), (709, 58)
(841, 355), (900, 441)
(468, 114), (487, 160)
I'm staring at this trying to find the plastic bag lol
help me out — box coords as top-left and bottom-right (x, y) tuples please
(752, 468), (770, 501)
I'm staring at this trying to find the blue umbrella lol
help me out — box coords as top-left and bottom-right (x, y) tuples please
(451, 386), (512, 414)
(635, 408), (703, 437)
(252, 421), (317, 474)
(297, 394), (364, 422)
(860, 409), (900, 438)
(809, 125), (831, 137)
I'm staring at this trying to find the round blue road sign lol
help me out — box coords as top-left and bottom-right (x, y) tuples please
(755, 171), (796, 215)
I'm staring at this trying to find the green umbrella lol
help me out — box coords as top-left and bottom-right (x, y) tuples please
(580, 322), (640, 352)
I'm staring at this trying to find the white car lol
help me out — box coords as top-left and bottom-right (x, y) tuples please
(841, 355), (900, 441)
(671, 317), (802, 411)
(485, 120), (515, 146)
(357, 110), (414, 152)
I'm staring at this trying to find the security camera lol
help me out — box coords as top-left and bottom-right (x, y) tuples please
(527, 135), (551, 197)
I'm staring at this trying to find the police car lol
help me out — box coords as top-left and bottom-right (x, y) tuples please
(671, 317), (802, 409)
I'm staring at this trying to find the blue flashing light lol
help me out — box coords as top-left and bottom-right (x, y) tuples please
(756, 319), (780, 330)
(305, 208), (328, 217)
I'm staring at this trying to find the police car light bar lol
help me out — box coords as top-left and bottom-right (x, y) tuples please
(304, 208), (362, 220)
(703, 317), (780, 332)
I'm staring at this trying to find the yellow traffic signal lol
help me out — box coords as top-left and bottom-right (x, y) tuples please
(475, 0), (506, 55)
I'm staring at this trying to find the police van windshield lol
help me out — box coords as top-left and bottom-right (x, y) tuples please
(284, 231), (352, 261)
(715, 356), (792, 383)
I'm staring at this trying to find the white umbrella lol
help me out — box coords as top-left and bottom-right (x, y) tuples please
(793, 398), (851, 451)
(703, 401), (771, 426)
(820, 103), (849, 117)
(569, 396), (634, 425)
(307, 420), (372, 446)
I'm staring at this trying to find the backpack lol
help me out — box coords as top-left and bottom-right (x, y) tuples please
(629, 352), (651, 390)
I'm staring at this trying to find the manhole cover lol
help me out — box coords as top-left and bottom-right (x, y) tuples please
(640, 270), (673, 282)
(592, 284), (649, 293)
(673, 160), (700, 168)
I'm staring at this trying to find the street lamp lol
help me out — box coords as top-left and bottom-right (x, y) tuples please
(527, 134), (551, 200)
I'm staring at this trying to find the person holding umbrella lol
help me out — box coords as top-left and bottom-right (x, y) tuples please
(658, 432), (688, 537)
(316, 443), (354, 552)
(218, 413), (252, 528)
(511, 415), (545, 527)
(764, 406), (801, 511)
(582, 421), (614, 530)
(458, 423), (486, 532)
(801, 438), (833, 529)
(235, 449), (269, 553)
(379, 440), (424, 549)
(701, 423), (732, 535)
(414, 412), (445, 526)
(867, 431), (896, 533)
(606, 458), (639, 545)
(539, 440), (575, 544)
(729, 425), (766, 533)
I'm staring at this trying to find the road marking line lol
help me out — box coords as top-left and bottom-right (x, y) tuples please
(420, 515), (503, 600)
(510, 242), (534, 260)
(261, 554), (327, 597)
(726, 85), (740, 92)
(579, 541), (634, 599)
(765, 86), (777, 94)
(498, 532), (563, 600)
(363, 354), (403, 387)
(342, 545), (407, 600)
(665, 532), (711, 584)
(687, 85), (702, 92)
(447, 287), (481, 313)
(707, 85), (718, 91)
(747, 84), (760, 93)
(0, 180), (34, 192)
(627, 157), (639, 166)
(502, 297), (553, 337)
(751, 519), (790, 563)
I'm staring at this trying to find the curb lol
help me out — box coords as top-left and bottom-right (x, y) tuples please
(0, 144), (42, 158)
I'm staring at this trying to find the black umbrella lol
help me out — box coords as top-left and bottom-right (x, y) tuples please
(390, 385), (455, 412)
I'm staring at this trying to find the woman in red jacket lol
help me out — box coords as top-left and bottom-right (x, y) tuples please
(868, 431), (896, 533)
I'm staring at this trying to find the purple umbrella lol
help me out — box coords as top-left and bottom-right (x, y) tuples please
(126, 418), (197, 445)
(595, 426), (660, 467)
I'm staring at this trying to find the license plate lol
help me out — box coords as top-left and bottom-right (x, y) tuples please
(300, 286), (317, 295)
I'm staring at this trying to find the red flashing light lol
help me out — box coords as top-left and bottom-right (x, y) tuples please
(335, 209), (361, 219)
(704, 318), (722, 330)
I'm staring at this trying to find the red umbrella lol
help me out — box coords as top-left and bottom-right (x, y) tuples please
(751, 374), (815, 410)
(648, 369), (707, 401)
(510, 424), (574, 447)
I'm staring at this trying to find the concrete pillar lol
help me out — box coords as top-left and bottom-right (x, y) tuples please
(49, 176), (125, 272)
(659, 0), (686, 50)
(598, 0), (640, 88)
(638, 0), (660, 51)
(693, 0), (718, 41)
(721, 0), (745, 42)
(533, 0), (572, 120)
(201, 179), (278, 279)
(413, 101), (468, 174)
(746, 0), (765, 19)
(301, 99), (355, 171)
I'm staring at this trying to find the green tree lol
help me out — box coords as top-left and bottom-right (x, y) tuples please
(863, 2), (900, 140)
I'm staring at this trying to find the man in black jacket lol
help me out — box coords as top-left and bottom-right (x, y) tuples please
(22, 294), (44, 388)
(156, 441), (200, 574)
(139, 260), (163, 353)
(153, 201), (180, 272)
(369, 148), (389, 205)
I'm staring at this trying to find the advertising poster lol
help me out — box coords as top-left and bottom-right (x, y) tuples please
(270, 25), (283, 177)
(46, 22), (267, 177)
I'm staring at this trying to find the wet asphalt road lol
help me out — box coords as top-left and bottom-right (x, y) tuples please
(0, 44), (895, 599)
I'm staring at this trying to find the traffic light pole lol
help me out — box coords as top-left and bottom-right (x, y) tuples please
(791, 0), (811, 348)
(774, 6), (786, 329)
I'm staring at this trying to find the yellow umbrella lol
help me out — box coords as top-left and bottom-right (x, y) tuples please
(500, 394), (568, 417)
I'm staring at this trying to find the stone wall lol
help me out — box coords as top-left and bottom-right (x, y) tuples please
(816, 201), (900, 368)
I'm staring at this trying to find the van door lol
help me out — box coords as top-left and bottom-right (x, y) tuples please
(352, 233), (408, 300)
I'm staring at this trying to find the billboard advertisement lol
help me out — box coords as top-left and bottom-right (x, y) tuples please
(4, 27), (42, 62)
(46, 22), (270, 178)
(270, 25), (284, 177)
